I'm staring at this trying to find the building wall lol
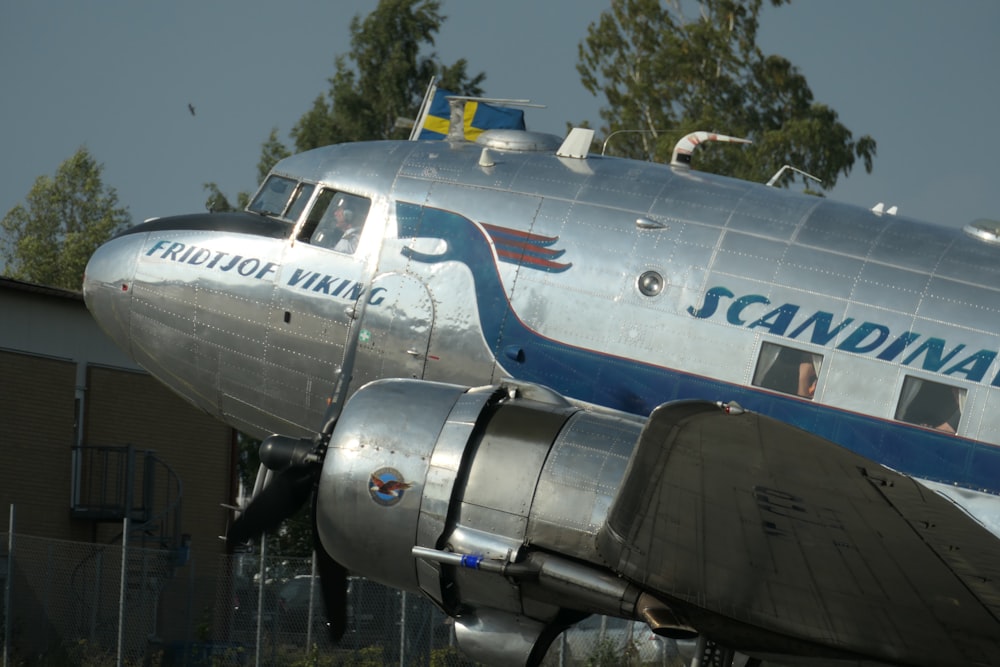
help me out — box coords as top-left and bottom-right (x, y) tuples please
(83, 364), (235, 552)
(1, 279), (240, 641)
(0, 349), (79, 539)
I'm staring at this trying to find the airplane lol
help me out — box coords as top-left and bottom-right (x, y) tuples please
(82, 107), (1000, 665)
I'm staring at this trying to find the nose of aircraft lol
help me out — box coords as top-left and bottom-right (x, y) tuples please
(83, 233), (142, 357)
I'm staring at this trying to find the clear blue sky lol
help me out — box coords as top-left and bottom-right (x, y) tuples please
(2, 1), (998, 229)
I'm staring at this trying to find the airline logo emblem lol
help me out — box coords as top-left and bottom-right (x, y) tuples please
(396, 202), (571, 273)
(369, 468), (413, 507)
(480, 223), (571, 272)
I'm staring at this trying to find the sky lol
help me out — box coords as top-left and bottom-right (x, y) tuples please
(2, 1), (998, 231)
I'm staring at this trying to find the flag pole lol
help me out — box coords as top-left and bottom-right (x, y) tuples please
(409, 77), (438, 141)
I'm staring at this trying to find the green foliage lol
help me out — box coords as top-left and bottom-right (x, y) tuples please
(585, 637), (622, 667)
(430, 645), (479, 667)
(259, 641), (390, 667)
(258, 127), (292, 183)
(203, 181), (240, 213)
(236, 432), (313, 556)
(204, 127), (288, 212)
(1, 147), (130, 290)
(273, 505), (315, 557)
(340, 645), (386, 667)
(208, 1), (482, 209)
(196, 606), (213, 642)
(291, 0), (485, 151)
(20, 639), (115, 667)
(289, 643), (337, 666)
(237, 431), (262, 490)
(578, 0), (876, 190)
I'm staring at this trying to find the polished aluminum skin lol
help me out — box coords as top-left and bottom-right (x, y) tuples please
(83, 128), (1000, 666)
(85, 136), (1000, 450)
(320, 378), (652, 663)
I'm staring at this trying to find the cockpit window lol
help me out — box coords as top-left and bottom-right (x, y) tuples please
(895, 376), (964, 434)
(248, 175), (299, 218)
(298, 189), (371, 254)
(752, 342), (822, 399)
(285, 183), (315, 221)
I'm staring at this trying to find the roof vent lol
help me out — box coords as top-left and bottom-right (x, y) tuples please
(963, 219), (1000, 244)
(476, 130), (562, 152)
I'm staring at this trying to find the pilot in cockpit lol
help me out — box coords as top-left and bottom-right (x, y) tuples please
(331, 198), (360, 253)
(309, 194), (363, 253)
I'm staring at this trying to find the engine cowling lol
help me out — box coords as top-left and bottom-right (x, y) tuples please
(315, 378), (688, 665)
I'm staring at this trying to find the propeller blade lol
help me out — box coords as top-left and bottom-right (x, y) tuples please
(227, 465), (315, 548)
(313, 492), (348, 641)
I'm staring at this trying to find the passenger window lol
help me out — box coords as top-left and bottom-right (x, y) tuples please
(895, 377), (964, 434)
(752, 343), (822, 399)
(248, 175), (297, 217)
(298, 190), (371, 254)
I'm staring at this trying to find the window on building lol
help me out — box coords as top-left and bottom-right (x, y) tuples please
(752, 342), (822, 399)
(895, 376), (964, 434)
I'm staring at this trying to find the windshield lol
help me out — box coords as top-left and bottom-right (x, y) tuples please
(248, 175), (300, 218)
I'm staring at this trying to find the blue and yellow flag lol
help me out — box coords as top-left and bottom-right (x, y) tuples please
(417, 88), (525, 141)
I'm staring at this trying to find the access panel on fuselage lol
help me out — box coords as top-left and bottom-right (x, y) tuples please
(267, 240), (371, 435)
(351, 272), (432, 387)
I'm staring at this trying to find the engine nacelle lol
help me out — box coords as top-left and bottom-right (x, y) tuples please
(315, 378), (689, 665)
(316, 379), (476, 591)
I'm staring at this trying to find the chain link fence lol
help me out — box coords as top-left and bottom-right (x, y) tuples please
(2, 531), (684, 666)
(2, 531), (176, 666)
(211, 551), (457, 667)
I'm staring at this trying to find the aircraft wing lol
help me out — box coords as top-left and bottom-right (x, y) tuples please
(597, 401), (1000, 666)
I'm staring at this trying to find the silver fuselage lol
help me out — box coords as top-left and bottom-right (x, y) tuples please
(84, 133), (1000, 539)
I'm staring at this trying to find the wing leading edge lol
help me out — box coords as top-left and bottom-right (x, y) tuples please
(597, 401), (1000, 666)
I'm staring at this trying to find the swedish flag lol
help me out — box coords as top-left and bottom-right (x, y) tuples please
(417, 88), (525, 141)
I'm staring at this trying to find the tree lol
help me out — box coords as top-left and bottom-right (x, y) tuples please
(291, 0), (485, 151)
(1, 147), (130, 290)
(203, 182), (242, 213)
(204, 127), (290, 212)
(578, 0), (876, 189)
(257, 127), (292, 183)
(206, 1), (484, 213)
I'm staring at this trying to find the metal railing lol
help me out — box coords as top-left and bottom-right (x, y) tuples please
(71, 444), (184, 549)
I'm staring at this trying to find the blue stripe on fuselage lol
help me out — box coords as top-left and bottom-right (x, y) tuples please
(395, 202), (1000, 494)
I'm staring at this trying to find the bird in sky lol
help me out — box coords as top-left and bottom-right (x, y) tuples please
(188, 103), (196, 117)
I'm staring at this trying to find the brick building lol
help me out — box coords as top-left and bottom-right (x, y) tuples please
(0, 277), (239, 645)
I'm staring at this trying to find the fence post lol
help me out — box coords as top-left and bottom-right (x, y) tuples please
(91, 550), (103, 642)
(44, 543), (53, 647)
(255, 535), (266, 667)
(399, 590), (407, 667)
(142, 550), (152, 639)
(3, 504), (14, 667)
(306, 552), (317, 651)
(118, 515), (130, 667)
